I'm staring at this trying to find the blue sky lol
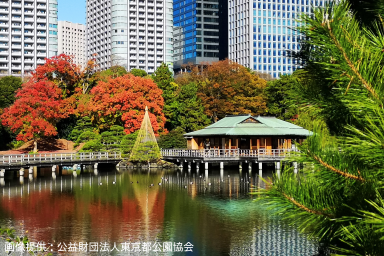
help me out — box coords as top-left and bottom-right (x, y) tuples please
(58, 0), (86, 24)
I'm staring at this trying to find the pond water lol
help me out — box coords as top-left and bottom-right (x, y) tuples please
(0, 165), (318, 255)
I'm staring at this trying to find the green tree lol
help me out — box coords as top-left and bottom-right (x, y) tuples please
(152, 63), (176, 129)
(99, 66), (128, 80)
(169, 82), (211, 132)
(258, 2), (384, 255)
(264, 74), (299, 121)
(0, 76), (22, 108)
(130, 69), (148, 77)
(120, 131), (138, 156)
(158, 127), (187, 149)
(0, 76), (22, 150)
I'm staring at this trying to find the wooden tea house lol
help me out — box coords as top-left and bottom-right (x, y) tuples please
(184, 115), (311, 152)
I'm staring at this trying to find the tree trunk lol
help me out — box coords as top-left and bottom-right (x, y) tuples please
(33, 140), (37, 153)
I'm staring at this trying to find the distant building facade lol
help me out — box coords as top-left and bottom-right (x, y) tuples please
(173, 0), (228, 72)
(0, 0), (58, 76)
(58, 21), (86, 67)
(228, 0), (328, 78)
(86, 0), (174, 74)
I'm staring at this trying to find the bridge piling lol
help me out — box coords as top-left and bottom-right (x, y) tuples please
(19, 168), (24, 177)
(239, 162), (243, 171)
(0, 169), (5, 178)
(276, 162), (281, 178)
(220, 162), (224, 171)
(205, 162), (209, 171)
(248, 162), (252, 175)
(188, 162), (191, 171)
(258, 162), (263, 177)
(293, 162), (298, 174)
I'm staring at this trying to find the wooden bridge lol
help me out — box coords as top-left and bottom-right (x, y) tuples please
(160, 149), (298, 162)
(161, 148), (300, 173)
(0, 149), (299, 174)
(0, 152), (122, 169)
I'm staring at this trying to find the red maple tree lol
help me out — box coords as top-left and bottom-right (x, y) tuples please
(32, 54), (98, 95)
(82, 74), (166, 134)
(1, 79), (72, 152)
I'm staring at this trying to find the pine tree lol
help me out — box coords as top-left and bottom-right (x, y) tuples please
(152, 63), (176, 130)
(257, 2), (384, 255)
(129, 106), (161, 163)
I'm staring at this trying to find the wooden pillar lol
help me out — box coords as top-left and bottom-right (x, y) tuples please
(220, 162), (224, 170)
(220, 168), (224, 181)
(221, 138), (226, 149)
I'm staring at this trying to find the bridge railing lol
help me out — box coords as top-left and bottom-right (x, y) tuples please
(1, 152), (122, 165)
(161, 148), (298, 160)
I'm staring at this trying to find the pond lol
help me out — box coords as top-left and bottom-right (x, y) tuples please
(0, 165), (318, 255)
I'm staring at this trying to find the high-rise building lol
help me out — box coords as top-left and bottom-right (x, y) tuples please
(0, 0), (58, 76)
(173, 0), (228, 72)
(58, 21), (86, 67)
(86, 0), (111, 71)
(228, 0), (328, 78)
(86, 0), (174, 74)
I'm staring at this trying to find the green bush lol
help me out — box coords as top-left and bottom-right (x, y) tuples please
(119, 131), (138, 154)
(158, 127), (187, 149)
(80, 140), (103, 152)
(7, 140), (24, 150)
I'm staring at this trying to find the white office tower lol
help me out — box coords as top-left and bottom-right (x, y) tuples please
(86, 0), (111, 71)
(58, 21), (86, 68)
(86, 0), (173, 74)
(0, 0), (58, 76)
(228, 0), (328, 79)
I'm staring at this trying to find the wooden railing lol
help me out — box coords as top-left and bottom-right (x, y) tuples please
(161, 149), (298, 160)
(1, 152), (122, 166)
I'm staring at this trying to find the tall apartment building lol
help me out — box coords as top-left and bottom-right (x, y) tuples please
(86, 0), (173, 74)
(58, 21), (86, 67)
(86, 0), (111, 71)
(0, 0), (58, 76)
(173, 0), (228, 71)
(228, 0), (327, 78)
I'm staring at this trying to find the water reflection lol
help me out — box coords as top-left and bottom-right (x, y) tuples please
(0, 167), (317, 255)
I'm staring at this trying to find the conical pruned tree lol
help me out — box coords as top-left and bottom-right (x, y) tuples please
(129, 106), (161, 163)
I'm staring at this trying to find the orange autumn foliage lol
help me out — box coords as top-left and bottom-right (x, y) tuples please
(83, 74), (166, 134)
(1, 79), (72, 142)
(177, 59), (268, 122)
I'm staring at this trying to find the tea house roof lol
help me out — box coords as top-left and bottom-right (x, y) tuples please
(184, 115), (312, 137)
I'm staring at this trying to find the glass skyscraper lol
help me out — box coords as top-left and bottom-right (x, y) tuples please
(229, 0), (328, 78)
(173, 0), (228, 71)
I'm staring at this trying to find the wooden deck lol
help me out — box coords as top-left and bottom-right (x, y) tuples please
(161, 149), (298, 163)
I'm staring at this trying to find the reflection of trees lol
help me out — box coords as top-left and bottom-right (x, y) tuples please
(0, 173), (166, 244)
(0, 191), (76, 243)
(0, 172), (316, 255)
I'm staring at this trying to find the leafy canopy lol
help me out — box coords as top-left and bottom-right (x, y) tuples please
(176, 59), (268, 122)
